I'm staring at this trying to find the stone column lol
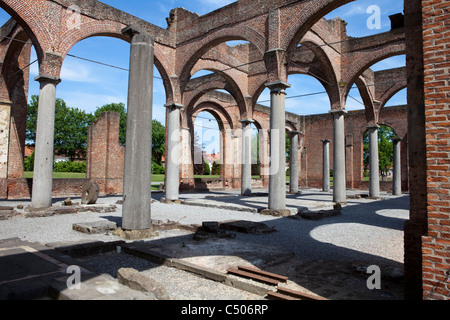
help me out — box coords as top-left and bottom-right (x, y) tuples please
(0, 100), (12, 180)
(266, 80), (290, 214)
(321, 139), (331, 192)
(121, 27), (154, 231)
(165, 103), (183, 201)
(288, 131), (301, 194)
(240, 119), (254, 196)
(330, 109), (347, 204)
(259, 129), (270, 187)
(31, 75), (61, 209)
(392, 137), (402, 195)
(367, 125), (380, 199)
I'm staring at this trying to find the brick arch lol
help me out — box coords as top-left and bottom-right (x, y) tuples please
(379, 85), (407, 111)
(56, 29), (173, 104)
(183, 72), (247, 119)
(354, 76), (376, 124)
(177, 25), (265, 96)
(343, 51), (406, 100)
(283, 0), (355, 53)
(0, 1), (46, 64)
(288, 38), (341, 109)
(285, 121), (297, 132)
(1, 25), (30, 101)
(190, 103), (234, 132)
(1, 25), (31, 179)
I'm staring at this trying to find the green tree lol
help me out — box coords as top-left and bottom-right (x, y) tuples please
(203, 160), (211, 175)
(26, 95), (94, 161)
(152, 119), (166, 165)
(211, 161), (219, 175)
(93, 102), (127, 145)
(363, 125), (396, 178)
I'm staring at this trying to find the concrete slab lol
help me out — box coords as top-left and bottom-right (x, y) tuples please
(72, 221), (117, 234)
(0, 238), (151, 300)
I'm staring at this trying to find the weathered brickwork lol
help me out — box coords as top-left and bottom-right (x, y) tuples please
(86, 111), (125, 196)
(302, 105), (409, 191)
(0, 0), (447, 300)
(421, 0), (450, 300)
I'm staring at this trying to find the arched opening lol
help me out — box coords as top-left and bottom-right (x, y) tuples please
(0, 9), (40, 181)
(193, 110), (222, 178)
(250, 122), (260, 179)
(363, 124), (398, 182)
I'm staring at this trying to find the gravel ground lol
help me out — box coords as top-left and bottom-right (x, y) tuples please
(0, 189), (409, 299)
(77, 251), (262, 300)
(0, 190), (409, 263)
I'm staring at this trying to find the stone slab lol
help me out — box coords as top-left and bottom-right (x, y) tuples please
(72, 221), (117, 234)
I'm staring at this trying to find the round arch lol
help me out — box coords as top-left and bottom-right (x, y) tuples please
(177, 28), (265, 98)
(189, 101), (234, 132)
(284, 0), (354, 54)
(0, 1), (45, 63)
(183, 70), (247, 119)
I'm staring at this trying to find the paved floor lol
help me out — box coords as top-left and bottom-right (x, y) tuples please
(0, 188), (408, 300)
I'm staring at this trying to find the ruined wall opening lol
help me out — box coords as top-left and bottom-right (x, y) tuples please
(193, 109), (222, 178)
(362, 124), (398, 182)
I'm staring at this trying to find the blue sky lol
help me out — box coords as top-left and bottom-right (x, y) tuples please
(0, 0), (405, 153)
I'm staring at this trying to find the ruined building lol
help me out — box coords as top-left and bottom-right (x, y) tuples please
(0, 0), (448, 299)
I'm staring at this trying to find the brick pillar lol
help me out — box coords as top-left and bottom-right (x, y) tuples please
(420, 0), (450, 300)
(404, 0), (428, 300)
(86, 112), (124, 195)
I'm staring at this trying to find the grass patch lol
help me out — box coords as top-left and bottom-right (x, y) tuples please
(194, 175), (220, 179)
(24, 171), (86, 179)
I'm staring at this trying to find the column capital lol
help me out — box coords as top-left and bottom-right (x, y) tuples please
(239, 119), (255, 124)
(392, 137), (402, 143)
(288, 130), (302, 136)
(34, 74), (61, 85)
(366, 124), (380, 130)
(122, 25), (143, 37)
(265, 80), (290, 92)
(321, 139), (331, 143)
(164, 103), (184, 110)
(329, 109), (347, 117)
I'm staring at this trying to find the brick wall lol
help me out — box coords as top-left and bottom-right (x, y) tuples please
(86, 111), (125, 195)
(421, 0), (450, 300)
(302, 106), (408, 191)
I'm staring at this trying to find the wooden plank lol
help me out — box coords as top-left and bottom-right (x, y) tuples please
(226, 268), (279, 285)
(266, 291), (299, 300)
(276, 286), (328, 301)
(237, 265), (288, 282)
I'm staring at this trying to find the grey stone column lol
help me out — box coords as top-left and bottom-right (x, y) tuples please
(330, 109), (347, 204)
(240, 119), (254, 196)
(392, 137), (402, 195)
(266, 80), (290, 212)
(289, 131), (301, 194)
(121, 27), (154, 231)
(165, 103), (184, 201)
(321, 139), (331, 192)
(367, 125), (380, 199)
(31, 75), (61, 209)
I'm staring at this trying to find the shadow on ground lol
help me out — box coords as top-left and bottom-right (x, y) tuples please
(0, 190), (408, 300)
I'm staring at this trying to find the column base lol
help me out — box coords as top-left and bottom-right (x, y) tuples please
(160, 198), (182, 204)
(260, 208), (295, 217)
(113, 227), (158, 240)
